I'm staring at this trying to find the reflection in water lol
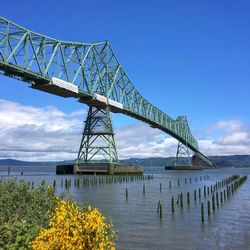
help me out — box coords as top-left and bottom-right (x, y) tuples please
(1, 165), (250, 250)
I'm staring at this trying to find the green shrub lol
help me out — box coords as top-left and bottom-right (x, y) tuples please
(0, 179), (59, 248)
(0, 221), (33, 250)
(0, 179), (116, 249)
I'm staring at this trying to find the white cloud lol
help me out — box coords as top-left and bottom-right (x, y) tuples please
(0, 99), (84, 132)
(0, 99), (84, 161)
(199, 120), (250, 155)
(199, 139), (250, 156)
(212, 120), (244, 132)
(0, 99), (249, 161)
(116, 124), (177, 158)
(217, 131), (249, 146)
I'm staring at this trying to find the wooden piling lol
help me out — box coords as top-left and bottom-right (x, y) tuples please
(216, 192), (219, 207)
(212, 194), (215, 211)
(157, 200), (161, 211)
(159, 203), (162, 219)
(180, 193), (183, 208)
(207, 200), (211, 216)
(171, 195), (174, 214)
(201, 202), (204, 223)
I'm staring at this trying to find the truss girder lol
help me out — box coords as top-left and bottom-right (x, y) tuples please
(0, 17), (204, 157)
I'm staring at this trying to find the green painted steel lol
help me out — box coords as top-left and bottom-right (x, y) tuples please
(77, 106), (118, 164)
(175, 141), (191, 166)
(0, 17), (212, 166)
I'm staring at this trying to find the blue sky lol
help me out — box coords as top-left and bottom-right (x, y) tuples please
(0, 0), (249, 160)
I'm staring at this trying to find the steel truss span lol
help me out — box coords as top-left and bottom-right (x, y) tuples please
(0, 17), (212, 166)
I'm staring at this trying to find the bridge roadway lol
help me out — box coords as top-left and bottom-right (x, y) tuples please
(0, 17), (213, 166)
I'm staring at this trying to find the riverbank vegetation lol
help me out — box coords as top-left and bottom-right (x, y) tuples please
(0, 179), (116, 249)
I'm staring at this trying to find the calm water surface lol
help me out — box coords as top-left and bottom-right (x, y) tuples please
(1, 165), (250, 250)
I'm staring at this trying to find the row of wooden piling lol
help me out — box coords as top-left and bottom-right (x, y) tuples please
(162, 175), (211, 190)
(56, 174), (211, 191)
(53, 174), (209, 191)
(124, 176), (212, 210)
(154, 175), (247, 222)
(176, 175), (210, 187)
(50, 174), (154, 189)
(27, 179), (47, 189)
(201, 175), (247, 223)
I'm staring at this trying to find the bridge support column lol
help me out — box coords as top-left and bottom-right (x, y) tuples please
(192, 153), (201, 167)
(175, 141), (192, 167)
(76, 105), (118, 164)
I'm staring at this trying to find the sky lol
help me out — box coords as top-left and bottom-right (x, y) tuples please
(0, 0), (249, 161)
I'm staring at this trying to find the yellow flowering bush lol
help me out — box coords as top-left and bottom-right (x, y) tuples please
(31, 200), (116, 250)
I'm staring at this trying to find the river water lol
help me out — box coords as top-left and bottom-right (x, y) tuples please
(1, 165), (250, 250)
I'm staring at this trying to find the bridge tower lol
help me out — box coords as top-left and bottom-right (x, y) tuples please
(76, 105), (118, 164)
(175, 141), (192, 167)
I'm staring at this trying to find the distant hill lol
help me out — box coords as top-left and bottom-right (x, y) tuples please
(208, 155), (250, 168)
(0, 159), (58, 166)
(122, 155), (250, 168)
(0, 155), (250, 168)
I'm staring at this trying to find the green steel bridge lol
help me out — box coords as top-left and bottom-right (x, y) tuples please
(0, 17), (213, 168)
